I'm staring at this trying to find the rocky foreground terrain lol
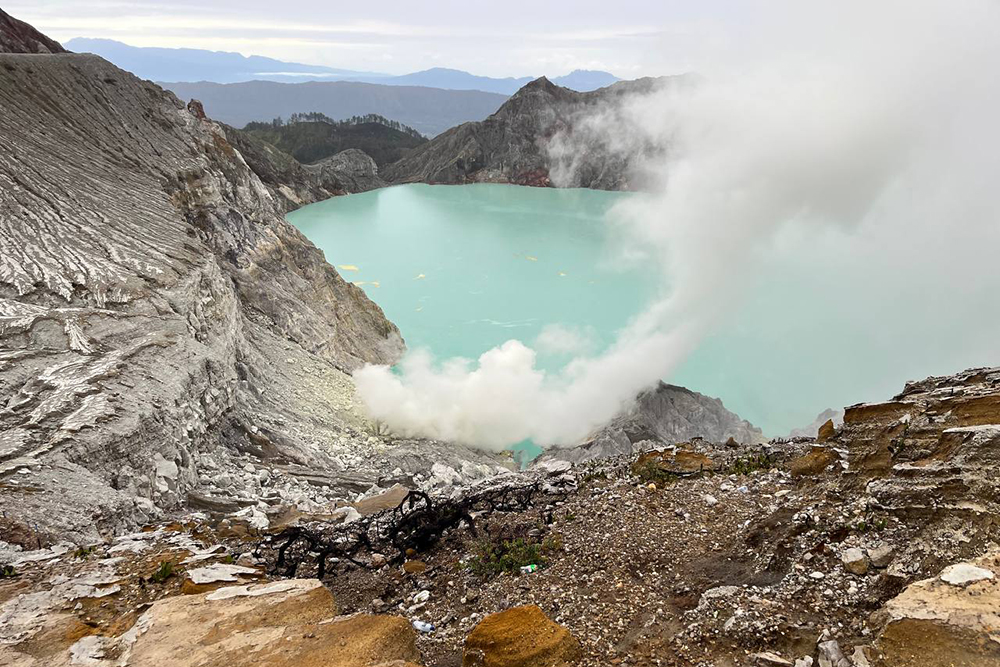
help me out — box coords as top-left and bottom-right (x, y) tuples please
(3, 14), (999, 667)
(3, 367), (999, 667)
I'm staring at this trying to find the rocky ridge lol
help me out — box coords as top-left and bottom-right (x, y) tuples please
(0, 9), (66, 54)
(221, 124), (387, 211)
(383, 76), (689, 190)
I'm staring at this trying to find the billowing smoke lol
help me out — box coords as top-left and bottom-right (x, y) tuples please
(355, 1), (1000, 450)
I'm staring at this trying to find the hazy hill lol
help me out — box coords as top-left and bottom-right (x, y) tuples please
(64, 37), (380, 83)
(244, 113), (428, 167)
(162, 79), (508, 137)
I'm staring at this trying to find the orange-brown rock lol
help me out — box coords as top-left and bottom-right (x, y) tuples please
(842, 367), (1000, 474)
(463, 604), (581, 667)
(632, 448), (715, 477)
(816, 418), (836, 443)
(403, 560), (427, 574)
(789, 446), (840, 477)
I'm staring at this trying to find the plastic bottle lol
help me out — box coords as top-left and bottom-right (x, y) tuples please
(519, 564), (538, 574)
(412, 620), (435, 633)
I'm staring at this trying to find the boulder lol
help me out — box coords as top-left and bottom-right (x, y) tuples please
(817, 640), (850, 667)
(840, 547), (869, 576)
(789, 446), (840, 477)
(632, 449), (715, 478)
(355, 484), (412, 516)
(77, 580), (420, 667)
(816, 419), (836, 443)
(874, 550), (1000, 666)
(868, 542), (894, 568)
(463, 605), (581, 667)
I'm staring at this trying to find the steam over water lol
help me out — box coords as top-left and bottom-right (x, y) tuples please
(290, 174), (1000, 444)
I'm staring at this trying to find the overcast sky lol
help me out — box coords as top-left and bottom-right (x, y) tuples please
(9, 0), (764, 77)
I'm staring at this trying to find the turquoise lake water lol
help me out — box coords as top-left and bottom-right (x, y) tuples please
(289, 184), (661, 368)
(288, 183), (1000, 438)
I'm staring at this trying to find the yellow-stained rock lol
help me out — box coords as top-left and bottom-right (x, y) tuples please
(816, 418), (836, 443)
(789, 446), (840, 477)
(463, 604), (581, 667)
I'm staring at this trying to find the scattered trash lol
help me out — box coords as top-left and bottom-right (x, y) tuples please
(519, 564), (538, 574)
(412, 620), (435, 633)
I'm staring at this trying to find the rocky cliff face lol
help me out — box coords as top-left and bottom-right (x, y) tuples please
(383, 76), (683, 190)
(538, 381), (765, 464)
(221, 125), (385, 211)
(0, 23), (506, 543)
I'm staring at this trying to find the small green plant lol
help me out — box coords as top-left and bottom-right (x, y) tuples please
(728, 452), (778, 476)
(563, 511), (577, 523)
(150, 560), (175, 583)
(632, 460), (681, 486)
(466, 537), (546, 578)
(223, 554), (235, 564)
(580, 470), (608, 485)
(74, 546), (96, 559)
(855, 514), (888, 534)
(0, 564), (16, 578)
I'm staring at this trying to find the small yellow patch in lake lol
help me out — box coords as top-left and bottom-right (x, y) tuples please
(353, 280), (380, 287)
(525, 256), (538, 262)
(414, 273), (426, 280)
(338, 264), (360, 272)
(558, 271), (567, 277)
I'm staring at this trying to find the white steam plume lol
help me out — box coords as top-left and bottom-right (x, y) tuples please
(355, 1), (1000, 450)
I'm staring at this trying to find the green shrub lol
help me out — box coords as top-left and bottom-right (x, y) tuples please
(855, 514), (888, 533)
(632, 460), (681, 485)
(0, 564), (16, 578)
(466, 538), (546, 578)
(150, 560), (175, 583)
(74, 546), (96, 559)
(580, 470), (608, 485)
(728, 452), (777, 476)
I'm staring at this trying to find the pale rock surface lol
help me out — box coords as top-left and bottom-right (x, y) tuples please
(874, 549), (1000, 666)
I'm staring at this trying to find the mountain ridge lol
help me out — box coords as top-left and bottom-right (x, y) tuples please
(161, 79), (509, 137)
(63, 38), (620, 92)
(383, 74), (687, 189)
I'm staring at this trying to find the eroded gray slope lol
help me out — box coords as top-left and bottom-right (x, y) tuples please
(537, 381), (765, 464)
(0, 51), (509, 541)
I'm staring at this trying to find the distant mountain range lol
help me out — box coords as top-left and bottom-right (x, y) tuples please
(63, 38), (381, 84)
(372, 68), (620, 94)
(162, 80), (508, 137)
(63, 38), (620, 93)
